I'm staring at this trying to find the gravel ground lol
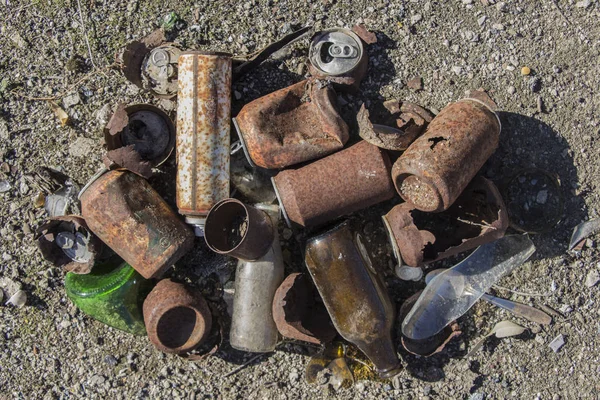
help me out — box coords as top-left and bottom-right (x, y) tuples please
(1, 0), (600, 399)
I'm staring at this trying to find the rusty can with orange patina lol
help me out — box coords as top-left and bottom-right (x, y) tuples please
(79, 169), (195, 279)
(176, 51), (232, 236)
(391, 97), (501, 212)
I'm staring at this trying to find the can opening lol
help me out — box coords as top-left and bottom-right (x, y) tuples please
(156, 306), (204, 350)
(204, 201), (249, 253)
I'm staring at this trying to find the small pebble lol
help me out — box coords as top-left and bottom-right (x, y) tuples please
(496, 1), (507, 11)
(536, 190), (548, 204)
(585, 269), (600, 288)
(529, 77), (542, 92)
(507, 86), (516, 95)
(469, 393), (485, 400)
(521, 66), (531, 75)
(548, 334), (565, 352)
(0, 180), (10, 193)
(7, 290), (27, 307)
(407, 77), (423, 91)
(104, 355), (119, 367)
(575, 0), (591, 8)
(411, 14), (423, 24)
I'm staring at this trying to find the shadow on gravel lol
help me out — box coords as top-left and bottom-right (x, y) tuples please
(484, 112), (587, 260)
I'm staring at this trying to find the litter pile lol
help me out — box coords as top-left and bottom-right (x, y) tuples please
(30, 24), (576, 387)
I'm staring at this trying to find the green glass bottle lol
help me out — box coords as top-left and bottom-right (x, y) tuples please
(65, 261), (152, 335)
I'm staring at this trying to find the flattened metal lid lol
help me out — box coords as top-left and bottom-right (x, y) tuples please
(309, 28), (364, 76)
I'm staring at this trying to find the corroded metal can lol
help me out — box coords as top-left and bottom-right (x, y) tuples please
(305, 221), (402, 378)
(176, 51), (232, 236)
(391, 98), (501, 212)
(80, 170), (195, 279)
(143, 279), (212, 354)
(272, 141), (395, 228)
(233, 79), (348, 170)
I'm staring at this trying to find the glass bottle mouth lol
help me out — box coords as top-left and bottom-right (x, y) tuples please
(65, 262), (136, 298)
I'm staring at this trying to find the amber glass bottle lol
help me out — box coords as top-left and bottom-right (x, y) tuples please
(304, 221), (401, 378)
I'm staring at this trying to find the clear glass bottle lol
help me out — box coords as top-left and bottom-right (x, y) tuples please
(65, 260), (152, 335)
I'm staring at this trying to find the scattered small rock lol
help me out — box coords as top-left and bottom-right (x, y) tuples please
(559, 304), (573, 314)
(411, 14), (423, 24)
(585, 269), (600, 288)
(478, 16), (487, 26)
(492, 23), (504, 30)
(63, 93), (81, 108)
(451, 66), (464, 75)
(537, 97), (545, 113)
(407, 77), (423, 91)
(104, 355), (119, 367)
(496, 1), (507, 11)
(529, 77), (542, 92)
(507, 86), (516, 95)
(575, 0), (592, 8)
(0, 117), (8, 140)
(536, 190), (548, 204)
(69, 137), (96, 158)
(234, 90), (242, 100)
(0, 180), (10, 193)
(469, 393), (485, 400)
(548, 334), (565, 353)
(10, 32), (28, 49)
(7, 290), (27, 307)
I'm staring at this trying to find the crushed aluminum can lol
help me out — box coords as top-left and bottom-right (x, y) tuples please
(141, 44), (182, 99)
(104, 103), (176, 168)
(204, 198), (275, 261)
(36, 215), (104, 274)
(143, 279), (213, 354)
(382, 176), (508, 268)
(272, 140), (395, 228)
(397, 291), (461, 357)
(391, 96), (501, 212)
(176, 51), (232, 237)
(272, 273), (337, 345)
(308, 28), (368, 93)
(79, 169), (195, 280)
(233, 79), (349, 170)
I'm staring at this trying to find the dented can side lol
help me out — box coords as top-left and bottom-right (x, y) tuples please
(176, 51), (232, 236)
(80, 170), (195, 279)
(272, 141), (395, 228)
(391, 98), (501, 212)
(234, 79), (349, 169)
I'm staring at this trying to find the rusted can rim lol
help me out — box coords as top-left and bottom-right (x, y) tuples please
(271, 176), (293, 229)
(180, 50), (233, 58)
(458, 97), (502, 132)
(232, 117), (257, 168)
(77, 167), (109, 200)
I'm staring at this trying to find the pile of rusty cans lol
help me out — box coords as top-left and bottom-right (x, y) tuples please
(40, 26), (509, 379)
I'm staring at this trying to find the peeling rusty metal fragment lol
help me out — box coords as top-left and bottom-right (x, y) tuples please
(272, 273), (337, 345)
(358, 105), (417, 151)
(103, 145), (153, 179)
(383, 177), (508, 268)
(234, 79), (349, 169)
(307, 28), (368, 93)
(36, 216), (103, 274)
(352, 23), (377, 44)
(392, 96), (501, 212)
(273, 141), (395, 228)
(104, 104), (176, 167)
(121, 29), (167, 93)
(398, 291), (461, 357)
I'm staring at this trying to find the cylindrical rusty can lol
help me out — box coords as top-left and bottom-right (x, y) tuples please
(304, 221), (402, 378)
(176, 51), (232, 236)
(143, 279), (212, 354)
(391, 98), (501, 212)
(204, 198), (274, 261)
(80, 170), (195, 279)
(272, 140), (395, 228)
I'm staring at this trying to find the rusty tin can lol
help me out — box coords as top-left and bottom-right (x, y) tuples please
(143, 279), (212, 354)
(307, 28), (368, 92)
(233, 79), (348, 170)
(305, 221), (402, 378)
(80, 170), (195, 279)
(272, 140), (395, 228)
(176, 51), (232, 236)
(391, 98), (501, 212)
(204, 198), (274, 261)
